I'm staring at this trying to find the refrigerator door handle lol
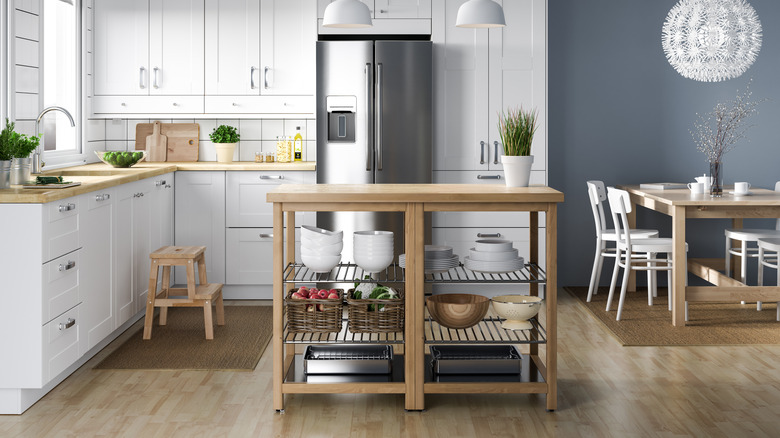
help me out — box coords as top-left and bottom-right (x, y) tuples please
(376, 63), (383, 171)
(365, 63), (373, 171)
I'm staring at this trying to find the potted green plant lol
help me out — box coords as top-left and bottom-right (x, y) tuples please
(0, 118), (40, 187)
(209, 124), (240, 163)
(498, 107), (538, 187)
(0, 119), (15, 188)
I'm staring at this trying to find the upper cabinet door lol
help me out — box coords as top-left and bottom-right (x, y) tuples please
(149, 0), (205, 95)
(432, 0), (489, 171)
(205, 0), (261, 96)
(318, 0), (373, 18)
(487, 0), (547, 172)
(260, 0), (316, 96)
(93, 0), (149, 96)
(375, 0), (431, 19)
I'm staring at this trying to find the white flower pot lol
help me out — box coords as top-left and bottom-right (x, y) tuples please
(215, 142), (236, 163)
(501, 155), (534, 187)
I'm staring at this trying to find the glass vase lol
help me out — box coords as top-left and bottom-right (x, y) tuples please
(709, 160), (723, 197)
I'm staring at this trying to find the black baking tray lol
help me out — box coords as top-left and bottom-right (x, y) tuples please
(430, 345), (522, 375)
(303, 345), (393, 375)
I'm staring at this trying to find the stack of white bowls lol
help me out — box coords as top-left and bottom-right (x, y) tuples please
(301, 225), (343, 273)
(464, 239), (524, 273)
(353, 230), (394, 273)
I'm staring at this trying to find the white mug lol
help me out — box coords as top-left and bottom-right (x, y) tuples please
(695, 175), (713, 191)
(734, 182), (751, 195)
(688, 182), (705, 194)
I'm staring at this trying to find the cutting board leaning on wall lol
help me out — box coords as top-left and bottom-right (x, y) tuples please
(135, 122), (200, 162)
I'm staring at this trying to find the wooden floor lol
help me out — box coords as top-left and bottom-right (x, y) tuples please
(2, 291), (779, 437)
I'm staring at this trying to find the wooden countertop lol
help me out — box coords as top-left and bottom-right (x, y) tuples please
(0, 161), (316, 204)
(267, 184), (564, 204)
(619, 185), (780, 206)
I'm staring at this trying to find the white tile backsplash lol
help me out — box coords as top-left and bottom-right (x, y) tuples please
(307, 119), (317, 141)
(105, 119), (127, 140)
(239, 119), (263, 140)
(238, 140), (263, 161)
(126, 119), (150, 142)
(198, 120), (217, 140)
(199, 140), (216, 161)
(261, 119), (284, 140)
(284, 119), (307, 139)
(105, 141), (126, 152)
(85, 119), (105, 142)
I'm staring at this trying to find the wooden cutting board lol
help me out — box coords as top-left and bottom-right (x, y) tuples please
(136, 122), (199, 162)
(146, 121), (168, 162)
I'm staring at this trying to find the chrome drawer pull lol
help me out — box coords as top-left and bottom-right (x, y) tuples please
(155, 180), (167, 187)
(59, 318), (76, 330)
(494, 141), (500, 165)
(58, 203), (76, 212)
(259, 175), (284, 180)
(95, 193), (111, 201)
(477, 175), (501, 180)
(59, 260), (76, 271)
(477, 233), (501, 238)
(479, 141), (486, 164)
(259, 233), (274, 238)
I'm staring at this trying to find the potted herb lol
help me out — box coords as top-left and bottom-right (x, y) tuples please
(0, 119), (14, 188)
(0, 118), (41, 187)
(209, 124), (240, 163)
(498, 107), (538, 187)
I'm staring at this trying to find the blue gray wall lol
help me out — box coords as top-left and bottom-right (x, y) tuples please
(549, 0), (780, 286)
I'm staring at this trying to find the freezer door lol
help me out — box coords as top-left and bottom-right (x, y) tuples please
(374, 41), (432, 184)
(316, 41), (374, 185)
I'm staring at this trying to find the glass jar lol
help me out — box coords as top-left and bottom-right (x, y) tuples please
(254, 151), (264, 163)
(265, 152), (275, 163)
(276, 136), (292, 163)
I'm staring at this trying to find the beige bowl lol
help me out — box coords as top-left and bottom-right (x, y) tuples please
(491, 295), (543, 330)
(426, 294), (489, 329)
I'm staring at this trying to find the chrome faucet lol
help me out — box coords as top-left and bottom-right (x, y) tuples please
(32, 106), (76, 174)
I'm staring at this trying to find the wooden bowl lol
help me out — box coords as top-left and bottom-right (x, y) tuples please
(426, 294), (490, 329)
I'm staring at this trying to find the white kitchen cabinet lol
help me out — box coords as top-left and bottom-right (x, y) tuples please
(80, 188), (115, 354)
(317, 0), (431, 34)
(432, 0), (546, 173)
(226, 171), (315, 228)
(93, 0), (205, 114)
(113, 183), (135, 327)
(174, 171), (226, 285)
(225, 228), (301, 285)
(205, 0), (261, 96)
(317, 0), (431, 19)
(150, 173), (175, 253)
(260, 0), (316, 96)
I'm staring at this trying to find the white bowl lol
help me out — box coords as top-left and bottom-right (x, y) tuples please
(491, 295), (543, 330)
(301, 253), (341, 273)
(301, 225), (343, 244)
(474, 239), (513, 252)
(354, 230), (394, 238)
(469, 247), (519, 262)
(354, 251), (394, 273)
(301, 240), (343, 255)
(354, 243), (394, 252)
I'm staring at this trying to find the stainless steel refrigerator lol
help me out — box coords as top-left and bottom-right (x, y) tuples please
(316, 40), (432, 262)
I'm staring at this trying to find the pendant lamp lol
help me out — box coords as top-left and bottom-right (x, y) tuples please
(456, 0), (506, 28)
(323, 0), (373, 28)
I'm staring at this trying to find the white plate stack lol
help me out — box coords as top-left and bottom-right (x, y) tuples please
(399, 245), (459, 273)
(354, 230), (394, 273)
(464, 239), (524, 273)
(301, 225), (343, 273)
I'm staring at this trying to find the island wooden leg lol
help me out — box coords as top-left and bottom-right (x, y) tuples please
(405, 202), (425, 411)
(546, 204), (558, 411)
(273, 202), (285, 411)
(672, 206), (687, 326)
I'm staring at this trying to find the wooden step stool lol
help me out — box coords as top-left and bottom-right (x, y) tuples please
(144, 246), (225, 340)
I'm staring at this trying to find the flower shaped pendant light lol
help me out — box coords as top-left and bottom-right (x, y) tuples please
(661, 0), (762, 82)
(456, 0), (506, 28)
(322, 0), (373, 28)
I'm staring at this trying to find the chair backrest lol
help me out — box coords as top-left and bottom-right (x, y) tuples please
(586, 180), (608, 237)
(607, 187), (633, 247)
(776, 181), (780, 230)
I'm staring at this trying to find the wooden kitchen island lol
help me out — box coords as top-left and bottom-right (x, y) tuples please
(267, 184), (564, 412)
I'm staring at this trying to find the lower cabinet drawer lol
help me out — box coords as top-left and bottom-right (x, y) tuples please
(43, 197), (80, 263)
(44, 305), (81, 383)
(42, 250), (80, 324)
(226, 228), (300, 285)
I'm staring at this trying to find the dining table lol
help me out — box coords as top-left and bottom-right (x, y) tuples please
(618, 185), (780, 326)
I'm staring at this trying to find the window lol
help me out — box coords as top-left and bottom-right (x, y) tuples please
(41, 0), (80, 158)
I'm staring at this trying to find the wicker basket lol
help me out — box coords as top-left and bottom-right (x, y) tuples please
(285, 289), (344, 333)
(346, 288), (405, 333)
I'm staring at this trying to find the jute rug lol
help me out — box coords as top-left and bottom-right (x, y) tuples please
(565, 286), (780, 346)
(94, 306), (272, 370)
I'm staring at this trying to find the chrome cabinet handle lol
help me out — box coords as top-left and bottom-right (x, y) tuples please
(59, 203), (76, 212)
(259, 233), (273, 238)
(155, 180), (167, 187)
(153, 67), (160, 89)
(376, 63), (384, 171)
(259, 175), (284, 180)
(480, 141), (486, 164)
(264, 66), (271, 89)
(477, 233), (501, 238)
(95, 193), (111, 201)
(250, 66), (257, 89)
(365, 63), (373, 171)
(477, 175), (501, 180)
(59, 260), (76, 271)
(59, 318), (76, 330)
(139, 67), (146, 89)
(494, 141), (500, 165)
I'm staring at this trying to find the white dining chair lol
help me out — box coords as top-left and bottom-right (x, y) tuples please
(756, 237), (780, 321)
(586, 181), (658, 302)
(606, 187), (688, 321)
(724, 181), (780, 310)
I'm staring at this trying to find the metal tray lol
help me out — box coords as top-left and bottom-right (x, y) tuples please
(304, 345), (393, 375)
(430, 345), (522, 375)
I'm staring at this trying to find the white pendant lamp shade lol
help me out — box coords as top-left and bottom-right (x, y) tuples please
(456, 0), (506, 28)
(323, 0), (373, 28)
